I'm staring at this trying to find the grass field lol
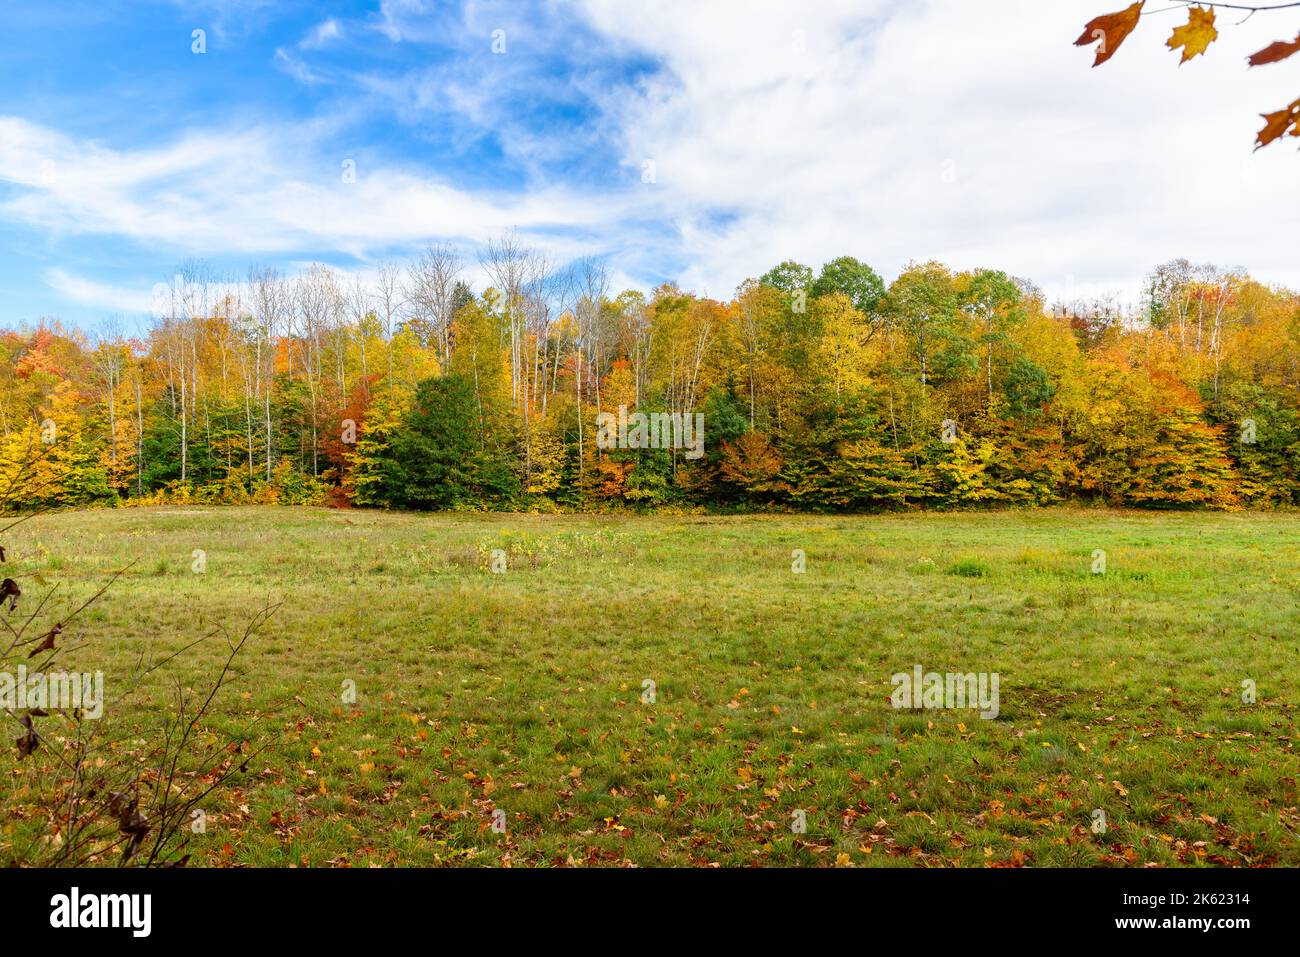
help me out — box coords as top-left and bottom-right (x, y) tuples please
(4, 506), (1299, 867)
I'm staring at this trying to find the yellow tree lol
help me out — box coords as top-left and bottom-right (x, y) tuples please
(810, 292), (873, 404)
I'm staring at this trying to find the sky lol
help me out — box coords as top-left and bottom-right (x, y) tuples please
(1, 0), (1298, 333)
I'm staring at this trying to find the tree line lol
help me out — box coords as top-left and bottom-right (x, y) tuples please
(2, 243), (1297, 512)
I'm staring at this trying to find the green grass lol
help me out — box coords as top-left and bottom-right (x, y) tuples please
(4, 505), (1299, 867)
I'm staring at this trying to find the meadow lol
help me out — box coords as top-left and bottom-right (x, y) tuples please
(3, 505), (1298, 867)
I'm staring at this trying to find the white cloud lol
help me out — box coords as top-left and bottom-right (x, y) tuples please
(273, 48), (325, 85)
(164, 0), (280, 42)
(0, 115), (653, 264)
(43, 268), (154, 313)
(372, 0), (454, 44)
(574, 0), (1300, 302)
(302, 18), (343, 49)
(6, 0), (1300, 313)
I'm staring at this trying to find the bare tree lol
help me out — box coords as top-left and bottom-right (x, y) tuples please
(294, 265), (337, 477)
(572, 259), (608, 470)
(374, 263), (404, 402)
(480, 232), (530, 406)
(92, 321), (128, 489)
(405, 244), (462, 370)
(348, 274), (373, 396)
(249, 266), (285, 482)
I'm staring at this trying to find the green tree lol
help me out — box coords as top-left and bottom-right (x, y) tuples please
(959, 269), (1023, 401)
(1002, 355), (1055, 421)
(759, 261), (814, 297)
(811, 256), (885, 318)
(884, 263), (969, 387)
(376, 375), (519, 510)
(345, 394), (409, 507)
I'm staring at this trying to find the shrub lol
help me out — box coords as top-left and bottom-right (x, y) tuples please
(947, 557), (991, 577)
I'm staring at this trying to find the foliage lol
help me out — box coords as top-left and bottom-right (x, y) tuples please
(1076, 2), (1300, 149)
(3, 249), (1300, 514)
(366, 375), (519, 510)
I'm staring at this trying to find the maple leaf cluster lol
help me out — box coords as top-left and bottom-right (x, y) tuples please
(1075, 2), (1300, 148)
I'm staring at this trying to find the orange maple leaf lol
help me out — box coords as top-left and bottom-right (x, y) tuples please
(1076, 2), (1146, 67)
(1256, 97), (1300, 151)
(1167, 6), (1217, 64)
(1248, 33), (1300, 67)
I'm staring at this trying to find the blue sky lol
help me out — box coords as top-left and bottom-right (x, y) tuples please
(2, 0), (1299, 332)
(0, 0), (673, 328)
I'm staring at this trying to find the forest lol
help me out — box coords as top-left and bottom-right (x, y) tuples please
(2, 242), (1297, 513)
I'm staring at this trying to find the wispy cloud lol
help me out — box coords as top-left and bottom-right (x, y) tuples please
(43, 267), (154, 313)
(0, 114), (655, 262)
(3, 0), (1299, 326)
(164, 0), (281, 42)
(273, 48), (325, 84)
(301, 17), (343, 49)
(572, 0), (1300, 301)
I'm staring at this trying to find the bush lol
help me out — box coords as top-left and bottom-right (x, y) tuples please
(947, 557), (991, 577)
